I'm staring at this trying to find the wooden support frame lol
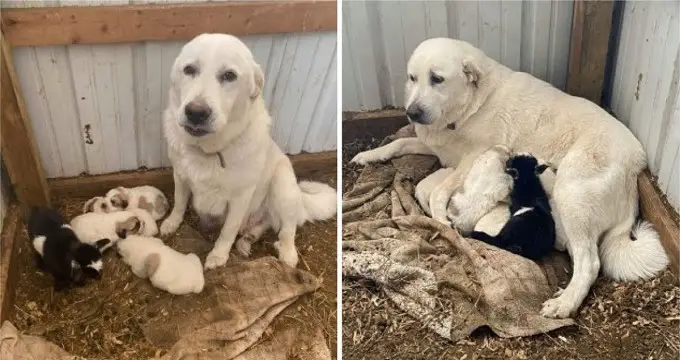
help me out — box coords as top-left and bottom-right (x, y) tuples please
(0, 32), (50, 207)
(0, 203), (20, 323)
(566, 0), (615, 105)
(2, 1), (337, 46)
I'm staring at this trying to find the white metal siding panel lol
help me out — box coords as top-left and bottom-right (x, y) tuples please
(343, 0), (574, 111)
(5, 0), (337, 178)
(611, 0), (680, 212)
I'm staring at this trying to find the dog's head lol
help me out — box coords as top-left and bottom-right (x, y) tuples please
(169, 33), (264, 139)
(106, 187), (129, 210)
(83, 196), (113, 214)
(405, 38), (487, 127)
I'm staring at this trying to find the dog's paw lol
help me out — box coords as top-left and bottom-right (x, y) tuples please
(350, 150), (384, 165)
(204, 250), (229, 270)
(160, 216), (181, 236)
(540, 294), (575, 318)
(274, 241), (299, 268)
(235, 237), (252, 257)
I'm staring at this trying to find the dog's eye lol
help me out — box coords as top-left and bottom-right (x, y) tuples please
(408, 74), (416, 82)
(183, 65), (197, 76)
(219, 70), (237, 83)
(430, 73), (444, 85)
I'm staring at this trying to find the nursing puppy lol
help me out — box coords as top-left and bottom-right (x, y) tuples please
(467, 154), (555, 260)
(105, 186), (169, 220)
(70, 208), (158, 252)
(160, 34), (337, 269)
(351, 38), (668, 318)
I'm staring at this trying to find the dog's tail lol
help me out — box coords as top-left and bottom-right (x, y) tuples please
(299, 181), (337, 222)
(599, 214), (668, 281)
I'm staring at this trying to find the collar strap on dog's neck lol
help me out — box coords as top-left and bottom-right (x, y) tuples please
(190, 144), (226, 168)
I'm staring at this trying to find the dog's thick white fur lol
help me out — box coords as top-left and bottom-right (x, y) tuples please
(351, 38), (668, 318)
(160, 34), (337, 269)
(116, 235), (204, 295)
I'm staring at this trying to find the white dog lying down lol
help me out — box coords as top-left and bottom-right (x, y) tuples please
(352, 38), (668, 318)
(70, 209), (158, 252)
(160, 33), (337, 270)
(116, 235), (204, 295)
(105, 186), (169, 220)
(83, 186), (169, 221)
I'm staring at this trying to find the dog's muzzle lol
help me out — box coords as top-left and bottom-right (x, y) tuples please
(406, 104), (430, 125)
(183, 100), (214, 137)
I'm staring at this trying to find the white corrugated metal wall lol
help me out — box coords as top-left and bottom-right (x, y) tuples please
(4, 0), (337, 178)
(342, 0), (574, 111)
(610, 0), (679, 212)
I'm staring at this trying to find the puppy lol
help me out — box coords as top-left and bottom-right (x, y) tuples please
(27, 207), (105, 290)
(83, 196), (113, 214)
(116, 235), (204, 295)
(106, 186), (169, 220)
(70, 208), (158, 252)
(466, 154), (555, 260)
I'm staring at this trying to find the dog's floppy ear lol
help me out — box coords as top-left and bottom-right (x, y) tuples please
(94, 239), (112, 251)
(535, 164), (550, 175)
(462, 58), (481, 87)
(250, 61), (264, 100)
(83, 198), (96, 213)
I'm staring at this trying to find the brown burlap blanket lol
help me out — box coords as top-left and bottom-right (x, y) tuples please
(342, 125), (575, 340)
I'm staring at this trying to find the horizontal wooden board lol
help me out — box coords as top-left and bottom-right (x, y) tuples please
(49, 151), (337, 200)
(2, 1), (337, 46)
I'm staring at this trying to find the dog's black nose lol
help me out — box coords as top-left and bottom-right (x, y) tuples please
(184, 101), (212, 125)
(406, 105), (424, 123)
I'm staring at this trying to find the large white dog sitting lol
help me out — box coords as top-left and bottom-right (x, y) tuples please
(160, 34), (337, 269)
(351, 38), (668, 318)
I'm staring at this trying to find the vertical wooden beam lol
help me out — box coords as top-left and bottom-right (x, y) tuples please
(1, 31), (50, 207)
(566, 0), (615, 105)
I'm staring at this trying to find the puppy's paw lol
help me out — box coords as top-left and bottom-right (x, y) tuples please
(204, 250), (229, 270)
(540, 293), (575, 319)
(350, 150), (384, 166)
(160, 216), (182, 236)
(235, 237), (252, 257)
(274, 241), (299, 268)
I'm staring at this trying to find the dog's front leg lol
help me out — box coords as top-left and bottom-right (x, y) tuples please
(429, 153), (479, 224)
(160, 170), (191, 235)
(204, 186), (257, 269)
(351, 137), (433, 165)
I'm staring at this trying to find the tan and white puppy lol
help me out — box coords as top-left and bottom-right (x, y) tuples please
(160, 34), (337, 269)
(105, 186), (169, 220)
(351, 38), (668, 318)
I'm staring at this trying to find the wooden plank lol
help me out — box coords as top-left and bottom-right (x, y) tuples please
(0, 203), (20, 324)
(566, 0), (615, 105)
(638, 171), (680, 278)
(48, 151), (337, 200)
(342, 109), (408, 145)
(2, 1), (337, 46)
(0, 33), (50, 207)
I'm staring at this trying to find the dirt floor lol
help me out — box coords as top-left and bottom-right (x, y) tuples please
(342, 137), (680, 360)
(10, 172), (337, 360)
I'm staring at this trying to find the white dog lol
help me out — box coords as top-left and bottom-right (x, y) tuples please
(160, 34), (337, 269)
(351, 38), (668, 318)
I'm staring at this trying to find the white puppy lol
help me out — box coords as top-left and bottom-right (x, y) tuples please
(160, 33), (337, 269)
(83, 196), (113, 214)
(351, 38), (668, 318)
(116, 235), (204, 295)
(105, 186), (169, 220)
(70, 208), (158, 251)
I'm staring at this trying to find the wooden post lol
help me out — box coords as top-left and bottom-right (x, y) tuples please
(1, 32), (50, 207)
(566, 0), (615, 105)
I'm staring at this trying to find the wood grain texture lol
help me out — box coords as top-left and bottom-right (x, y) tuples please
(0, 203), (20, 323)
(2, 1), (337, 46)
(0, 33), (50, 206)
(566, 0), (615, 105)
(49, 151), (337, 200)
(638, 171), (680, 278)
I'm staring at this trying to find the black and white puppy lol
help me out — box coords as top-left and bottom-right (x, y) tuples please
(466, 154), (556, 260)
(27, 207), (109, 290)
